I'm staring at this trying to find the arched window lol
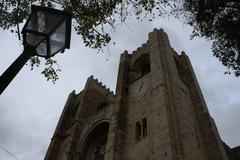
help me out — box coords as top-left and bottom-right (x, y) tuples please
(130, 53), (151, 83)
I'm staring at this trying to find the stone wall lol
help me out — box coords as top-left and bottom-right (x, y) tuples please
(44, 29), (230, 160)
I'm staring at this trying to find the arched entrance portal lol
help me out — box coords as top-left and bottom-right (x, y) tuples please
(81, 122), (109, 160)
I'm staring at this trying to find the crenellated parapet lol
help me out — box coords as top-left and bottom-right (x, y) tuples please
(120, 28), (172, 66)
(86, 75), (115, 98)
(132, 42), (148, 57)
(68, 76), (115, 98)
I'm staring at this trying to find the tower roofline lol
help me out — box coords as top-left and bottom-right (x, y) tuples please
(120, 28), (173, 62)
(85, 75), (115, 97)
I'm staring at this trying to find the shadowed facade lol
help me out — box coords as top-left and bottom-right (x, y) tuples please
(44, 29), (232, 160)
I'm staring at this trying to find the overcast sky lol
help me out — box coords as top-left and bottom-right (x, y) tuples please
(0, 14), (240, 160)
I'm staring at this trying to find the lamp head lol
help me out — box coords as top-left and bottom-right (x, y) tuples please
(22, 5), (72, 58)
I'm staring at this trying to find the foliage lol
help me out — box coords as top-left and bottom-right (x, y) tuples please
(0, 0), (172, 83)
(28, 57), (61, 83)
(1, 0), (239, 82)
(179, 0), (240, 76)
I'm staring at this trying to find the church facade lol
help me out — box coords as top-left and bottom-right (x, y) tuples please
(44, 29), (231, 160)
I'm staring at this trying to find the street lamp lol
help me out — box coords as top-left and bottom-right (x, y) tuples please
(0, 5), (72, 95)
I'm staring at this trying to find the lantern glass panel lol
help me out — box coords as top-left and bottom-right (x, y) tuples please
(25, 33), (45, 47)
(26, 10), (65, 34)
(36, 39), (47, 56)
(22, 5), (72, 58)
(50, 20), (66, 56)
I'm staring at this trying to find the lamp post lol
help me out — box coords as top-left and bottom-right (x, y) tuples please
(0, 5), (72, 95)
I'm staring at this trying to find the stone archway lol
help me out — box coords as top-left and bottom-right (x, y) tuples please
(80, 122), (109, 160)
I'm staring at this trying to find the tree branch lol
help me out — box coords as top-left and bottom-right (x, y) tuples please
(92, 27), (105, 37)
(16, 0), (21, 40)
(224, 4), (240, 10)
(0, 0), (4, 11)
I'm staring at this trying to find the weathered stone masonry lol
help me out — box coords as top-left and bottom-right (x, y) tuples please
(44, 29), (233, 160)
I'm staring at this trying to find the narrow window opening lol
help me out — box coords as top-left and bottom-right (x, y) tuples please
(135, 121), (141, 141)
(135, 118), (147, 142)
(142, 118), (147, 137)
(164, 152), (168, 157)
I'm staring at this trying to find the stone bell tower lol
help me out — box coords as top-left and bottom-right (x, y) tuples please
(44, 29), (229, 160)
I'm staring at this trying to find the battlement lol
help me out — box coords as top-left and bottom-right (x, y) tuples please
(87, 75), (114, 96)
(131, 42), (148, 58)
(70, 88), (85, 97)
(120, 42), (150, 64)
(120, 28), (171, 63)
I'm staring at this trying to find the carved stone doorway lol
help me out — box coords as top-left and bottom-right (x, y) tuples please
(81, 122), (109, 160)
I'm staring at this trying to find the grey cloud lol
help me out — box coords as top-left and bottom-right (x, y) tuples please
(0, 15), (240, 160)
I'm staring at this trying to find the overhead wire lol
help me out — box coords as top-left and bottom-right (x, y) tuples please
(0, 143), (19, 160)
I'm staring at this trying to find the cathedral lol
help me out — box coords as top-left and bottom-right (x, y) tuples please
(44, 29), (240, 160)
